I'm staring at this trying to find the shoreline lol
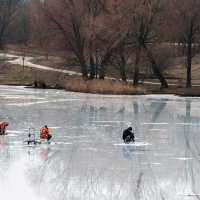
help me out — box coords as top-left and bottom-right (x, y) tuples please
(1, 82), (200, 97)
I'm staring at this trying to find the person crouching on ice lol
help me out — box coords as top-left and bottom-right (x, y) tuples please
(40, 125), (52, 142)
(0, 121), (9, 135)
(122, 127), (135, 143)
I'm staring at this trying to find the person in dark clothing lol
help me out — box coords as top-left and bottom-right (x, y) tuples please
(122, 127), (135, 143)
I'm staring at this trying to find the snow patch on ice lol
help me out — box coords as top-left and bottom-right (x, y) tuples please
(114, 142), (151, 146)
(141, 122), (168, 125)
(173, 157), (193, 161)
(5, 134), (18, 137)
(48, 126), (62, 129)
(6, 99), (83, 106)
(152, 162), (162, 165)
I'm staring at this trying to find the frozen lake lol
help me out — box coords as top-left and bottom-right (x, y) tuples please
(0, 85), (200, 200)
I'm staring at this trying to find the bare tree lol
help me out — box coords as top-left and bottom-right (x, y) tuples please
(127, 0), (169, 88)
(35, 0), (89, 78)
(110, 0), (129, 81)
(84, 0), (107, 79)
(0, 0), (22, 49)
(170, 0), (200, 87)
(93, 0), (129, 80)
(27, 0), (54, 58)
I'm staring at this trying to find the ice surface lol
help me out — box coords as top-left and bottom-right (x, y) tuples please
(0, 85), (200, 200)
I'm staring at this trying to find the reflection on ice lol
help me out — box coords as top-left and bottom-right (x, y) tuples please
(0, 86), (200, 199)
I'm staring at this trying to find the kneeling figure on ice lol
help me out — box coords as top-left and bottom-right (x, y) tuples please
(40, 125), (52, 143)
(122, 127), (135, 143)
(0, 121), (9, 135)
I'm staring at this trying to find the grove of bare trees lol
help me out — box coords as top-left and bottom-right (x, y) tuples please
(0, 0), (23, 49)
(2, 0), (200, 88)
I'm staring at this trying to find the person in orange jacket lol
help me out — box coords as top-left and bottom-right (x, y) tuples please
(40, 125), (52, 141)
(0, 121), (9, 135)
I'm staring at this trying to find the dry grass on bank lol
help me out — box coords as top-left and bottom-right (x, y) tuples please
(65, 78), (147, 95)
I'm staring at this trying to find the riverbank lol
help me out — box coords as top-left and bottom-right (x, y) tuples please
(1, 76), (200, 97)
(0, 50), (200, 97)
(153, 86), (200, 97)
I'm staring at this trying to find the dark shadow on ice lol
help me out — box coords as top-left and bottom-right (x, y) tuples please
(133, 102), (138, 121)
(151, 102), (167, 123)
(27, 147), (36, 161)
(186, 99), (191, 123)
(122, 146), (148, 160)
(122, 146), (134, 160)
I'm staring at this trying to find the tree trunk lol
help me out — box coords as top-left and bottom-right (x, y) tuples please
(133, 45), (141, 85)
(120, 55), (126, 81)
(186, 40), (192, 87)
(143, 45), (169, 88)
(0, 35), (4, 50)
(99, 63), (105, 80)
(89, 54), (95, 80)
(78, 56), (88, 79)
(99, 50), (113, 80)
(119, 46), (126, 81)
